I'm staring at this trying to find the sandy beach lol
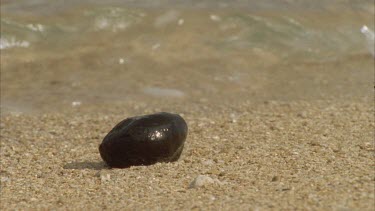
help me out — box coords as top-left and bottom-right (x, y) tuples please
(1, 1), (374, 210)
(1, 98), (374, 210)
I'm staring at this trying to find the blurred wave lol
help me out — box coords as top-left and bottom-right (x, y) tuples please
(1, 0), (374, 113)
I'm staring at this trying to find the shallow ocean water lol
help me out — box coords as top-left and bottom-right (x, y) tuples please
(1, 0), (374, 113)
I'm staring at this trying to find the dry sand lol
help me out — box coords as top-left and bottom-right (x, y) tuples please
(1, 99), (374, 210)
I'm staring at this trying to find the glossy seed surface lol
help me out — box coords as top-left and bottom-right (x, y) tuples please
(99, 112), (188, 168)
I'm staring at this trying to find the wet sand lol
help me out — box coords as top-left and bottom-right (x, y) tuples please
(1, 99), (374, 210)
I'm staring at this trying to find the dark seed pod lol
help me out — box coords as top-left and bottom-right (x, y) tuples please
(99, 112), (188, 168)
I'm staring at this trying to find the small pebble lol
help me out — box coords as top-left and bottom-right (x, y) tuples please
(189, 175), (219, 188)
(178, 19), (184, 25)
(152, 43), (161, 50)
(210, 15), (221, 22)
(95, 171), (111, 182)
(201, 159), (215, 166)
(99, 112), (188, 168)
(101, 174), (111, 182)
(71, 101), (81, 107)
